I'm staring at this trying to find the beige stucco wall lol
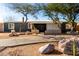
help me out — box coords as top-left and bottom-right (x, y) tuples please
(0, 23), (4, 32)
(45, 23), (61, 34)
(46, 23), (60, 30)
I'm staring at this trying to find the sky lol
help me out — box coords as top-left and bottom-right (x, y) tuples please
(0, 4), (23, 22)
(0, 3), (69, 23)
(0, 3), (53, 23)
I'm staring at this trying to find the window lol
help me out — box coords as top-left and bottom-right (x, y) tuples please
(8, 23), (15, 29)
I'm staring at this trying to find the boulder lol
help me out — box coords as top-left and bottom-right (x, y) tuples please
(26, 31), (32, 35)
(36, 30), (39, 34)
(58, 37), (79, 55)
(32, 33), (37, 36)
(11, 30), (15, 33)
(9, 34), (13, 37)
(38, 43), (55, 54)
(64, 40), (73, 55)
(9, 33), (19, 37)
(19, 32), (25, 35)
(58, 39), (71, 52)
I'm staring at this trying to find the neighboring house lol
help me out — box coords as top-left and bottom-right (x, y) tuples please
(0, 19), (4, 32)
(61, 22), (77, 33)
(0, 23), (4, 32)
(76, 23), (79, 31)
(4, 22), (29, 32)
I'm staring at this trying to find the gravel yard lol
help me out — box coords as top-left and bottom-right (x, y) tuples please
(0, 42), (65, 56)
(0, 33), (78, 56)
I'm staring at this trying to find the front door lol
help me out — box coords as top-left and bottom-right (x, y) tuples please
(34, 24), (46, 32)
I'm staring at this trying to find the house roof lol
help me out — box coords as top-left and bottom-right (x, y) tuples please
(27, 20), (53, 24)
(4, 19), (66, 24)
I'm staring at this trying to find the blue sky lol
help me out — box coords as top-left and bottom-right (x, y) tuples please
(0, 4), (23, 22)
(0, 3), (53, 22)
(0, 3), (72, 23)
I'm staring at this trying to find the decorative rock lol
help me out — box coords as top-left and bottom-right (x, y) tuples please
(9, 34), (13, 37)
(64, 40), (73, 55)
(32, 33), (37, 36)
(26, 31), (32, 35)
(58, 39), (70, 52)
(38, 43), (55, 54)
(19, 32), (25, 35)
(9, 33), (19, 37)
(35, 30), (39, 34)
(58, 37), (79, 55)
(11, 30), (15, 33)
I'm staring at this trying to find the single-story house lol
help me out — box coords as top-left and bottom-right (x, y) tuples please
(0, 19), (78, 34)
(0, 20), (62, 34)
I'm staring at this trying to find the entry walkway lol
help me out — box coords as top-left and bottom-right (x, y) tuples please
(0, 36), (58, 47)
(0, 35), (74, 47)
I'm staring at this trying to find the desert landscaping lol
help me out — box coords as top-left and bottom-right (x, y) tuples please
(0, 33), (78, 56)
(0, 3), (79, 56)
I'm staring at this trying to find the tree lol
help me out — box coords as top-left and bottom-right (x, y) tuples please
(42, 3), (79, 31)
(39, 4), (59, 21)
(7, 3), (40, 32)
(7, 3), (38, 22)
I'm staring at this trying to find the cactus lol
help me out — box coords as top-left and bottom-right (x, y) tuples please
(72, 39), (77, 56)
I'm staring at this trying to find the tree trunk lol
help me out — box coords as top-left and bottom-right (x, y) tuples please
(72, 40), (76, 56)
(19, 23), (21, 32)
(68, 14), (75, 32)
(25, 14), (29, 31)
(72, 20), (75, 31)
(25, 14), (28, 23)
